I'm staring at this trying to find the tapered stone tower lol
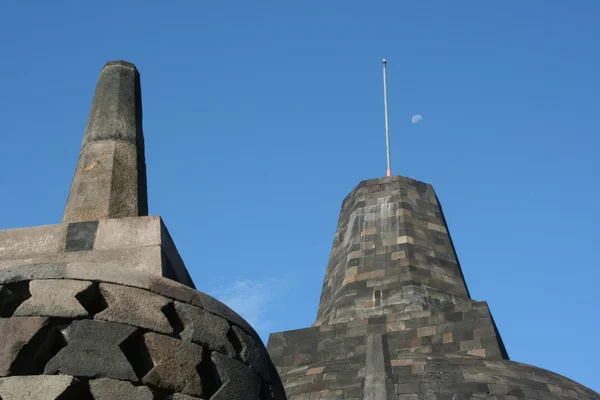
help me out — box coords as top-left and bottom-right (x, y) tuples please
(266, 176), (599, 400)
(0, 61), (286, 399)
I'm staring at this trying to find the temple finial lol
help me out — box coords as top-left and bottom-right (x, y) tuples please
(63, 60), (148, 223)
(382, 58), (392, 177)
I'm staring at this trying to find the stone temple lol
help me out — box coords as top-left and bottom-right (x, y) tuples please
(0, 61), (597, 400)
(0, 61), (286, 399)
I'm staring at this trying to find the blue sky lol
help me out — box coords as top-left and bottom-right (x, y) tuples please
(1, 1), (598, 392)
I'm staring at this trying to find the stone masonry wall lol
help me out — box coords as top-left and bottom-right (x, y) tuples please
(0, 263), (286, 400)
(268, 176), (599, 400)
(268, 299), (508, 399)
(0, 216), (194, 288)
(316, 176), (470, 326)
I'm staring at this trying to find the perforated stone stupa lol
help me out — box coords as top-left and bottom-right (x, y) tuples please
(266, 177), (599, 400)
(0, 61), (286, 399)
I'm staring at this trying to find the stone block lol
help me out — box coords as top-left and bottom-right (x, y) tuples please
(0, 224), (66, 263)
(0, 316), (50, 376)
(95, 283), (172, 334)
(90, 378), (154, 400)
(211, 352), (262, 400)
(149, 275), (203, 307)
(14, 279), (92, 318)
(175, 301), (234, 356)
(63, 61), (146, 223)
(142, 332), (203, 397)
(0, 375), (80, 400)
(94, 217), (161, 250)
(94, 216), (193, 288)
(232, 325), (272, 382)
(65, 221), (98, 252)
(45, 319), (138, 381)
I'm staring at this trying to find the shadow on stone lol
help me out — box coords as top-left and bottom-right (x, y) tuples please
(226, 326), (244, 362)
(163, 302), (185, 338)
(121, 330), (154, 380)
(56, 377), (94, 400)
(197, 349), (222, 399)
(12, 322), (66, 375)
(0, 282), (31, 317)
(75, 282), (108, 318)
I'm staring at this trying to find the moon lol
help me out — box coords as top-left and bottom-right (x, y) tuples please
(411, 115), (423, 124)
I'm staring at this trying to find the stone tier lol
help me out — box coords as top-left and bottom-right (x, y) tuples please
(0, 264), (286, 400)
(0, 216), (193, 288)
(268, 300), (598, 400)
(268, 352), (599, 400)
(316, 176), (470, 326)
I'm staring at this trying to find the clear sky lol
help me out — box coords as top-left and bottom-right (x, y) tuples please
(1, 0), (598, 392)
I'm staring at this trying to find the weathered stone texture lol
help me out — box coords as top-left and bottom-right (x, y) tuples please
(44, 319), (138, 381)
(0, 316), (51, 376)
(63, 61), (147, 223)
(176, 301), (235, 356)
(0, 224), (67, 261)
(142, 332), (204, 397)
(0, 375), (80, 400)
(267, 176), (599, 400)
(212, 352), (262, 400)
(0, 217), (195, 288)
(315, 176), (470, 326)
(96, 282), (173, 334)
(14, 279), (92, 318)
(89, 378), (154, 400)
(232, 324), (272, 382)
(0, 264), (285, 398)
(0, 60), (286, 399)
(65, 221), (99, 252)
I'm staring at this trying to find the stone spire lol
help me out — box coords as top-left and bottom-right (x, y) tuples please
(315, 176), (471, 326)
(267, 176), (600, 399)
(63, 61), (148, 223)
(0, 61), (287, 399)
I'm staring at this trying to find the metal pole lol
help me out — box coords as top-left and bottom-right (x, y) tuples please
(382, 58), (392, 177)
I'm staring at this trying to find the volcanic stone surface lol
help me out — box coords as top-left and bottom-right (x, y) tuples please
(266, 176), (599, 400)
(0, 265), (285, 399)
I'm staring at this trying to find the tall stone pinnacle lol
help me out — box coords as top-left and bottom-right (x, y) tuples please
(63, 60), (148, 223)
(315, 176), (471, 326)
(267, 176), (600, 399)
(0, 61), (286, 399)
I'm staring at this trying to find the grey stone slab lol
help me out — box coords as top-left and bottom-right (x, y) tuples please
(142, 332), (203, 397)
(63, 61), (147, 223)
(150, 275), (203, 307)
(66, 245), (164, 278)
(232, 325), (271, 383)
(0, 263), (196, 303)
(44, 319), (138, 381)
(0, 375), (79, 400)
(211, 352), (262, 400)
(95, 283), (173, 334)
(14, 279), (92, 318)
(364, 333), (395, 400)
(175, 301), (234, 357)
(65, 221), (98, 252)
(0, 224), (66, 262)
(94, 217), (161, 250)
(0, 316), (50, 376)
(89, 378), (154, 400)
